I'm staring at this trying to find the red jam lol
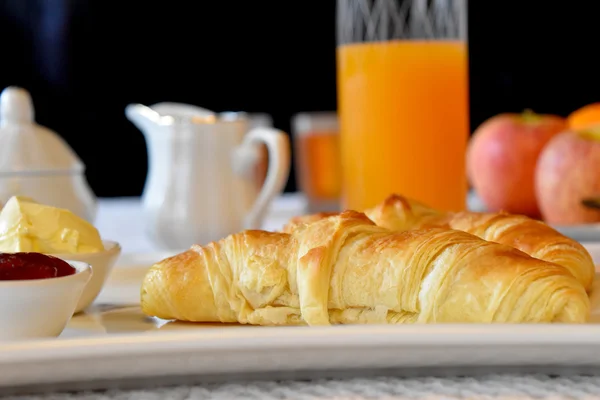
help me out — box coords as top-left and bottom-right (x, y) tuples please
(0, 253), (76, 281)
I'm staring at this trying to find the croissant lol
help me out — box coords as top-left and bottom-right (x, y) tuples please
(283, 195), (596, 292)
(141, 211), (589, 325)
(364, 194), (596, 292)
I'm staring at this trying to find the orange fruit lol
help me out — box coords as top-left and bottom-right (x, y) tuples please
(568, 103), (600, 130)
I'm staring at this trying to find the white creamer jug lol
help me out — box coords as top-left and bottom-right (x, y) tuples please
(125, 102), (290, 249)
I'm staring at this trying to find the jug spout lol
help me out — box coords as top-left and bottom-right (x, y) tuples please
(125, 102), (216, 134)
(125, 103), (163, 134)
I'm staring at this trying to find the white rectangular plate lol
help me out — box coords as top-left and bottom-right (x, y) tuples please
(2, 245), (600, 394)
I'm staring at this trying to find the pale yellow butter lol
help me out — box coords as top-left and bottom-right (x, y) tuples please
(0, 196), (104, 254)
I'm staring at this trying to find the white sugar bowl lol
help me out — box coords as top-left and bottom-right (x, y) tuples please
(0, 86), (96, 222)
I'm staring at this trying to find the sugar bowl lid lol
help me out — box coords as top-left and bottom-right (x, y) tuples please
(0, 86), (84, 174)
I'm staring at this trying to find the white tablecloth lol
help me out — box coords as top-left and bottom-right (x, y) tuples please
(5, 375), (600, 399)
(9, 194), (599, 399)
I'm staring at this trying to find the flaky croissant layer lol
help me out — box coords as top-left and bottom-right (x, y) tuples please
(141, 211), (590, 326)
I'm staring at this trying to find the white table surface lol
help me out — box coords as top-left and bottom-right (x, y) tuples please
(5, 375), (600, 400)
(14, 193), (599, 400)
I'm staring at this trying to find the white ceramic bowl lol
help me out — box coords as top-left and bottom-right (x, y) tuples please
(52, 240), (121, 313)
(0, 261), (92, 341)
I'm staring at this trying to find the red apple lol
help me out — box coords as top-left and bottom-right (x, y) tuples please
(535, 128), (600, 224)
(467, 110), (567, 217)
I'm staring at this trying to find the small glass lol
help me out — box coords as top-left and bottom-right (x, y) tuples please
(292, 112), (341, 213)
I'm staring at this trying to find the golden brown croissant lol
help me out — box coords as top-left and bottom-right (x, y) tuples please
(141, 211), (589, 325)
(364, 194), (596, 292)
(283, 195), (596, 292)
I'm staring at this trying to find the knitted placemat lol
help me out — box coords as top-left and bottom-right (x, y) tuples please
(4, 374), (600, 400)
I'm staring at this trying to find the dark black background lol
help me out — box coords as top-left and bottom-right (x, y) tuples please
(1, 0), (599, 197)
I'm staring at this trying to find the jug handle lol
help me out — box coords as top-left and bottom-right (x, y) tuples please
(234, 127), (290, 230)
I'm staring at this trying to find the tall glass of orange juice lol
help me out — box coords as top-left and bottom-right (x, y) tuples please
(337, 0), (469, 212)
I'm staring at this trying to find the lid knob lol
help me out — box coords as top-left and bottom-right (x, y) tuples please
(0, 86), (34, 127)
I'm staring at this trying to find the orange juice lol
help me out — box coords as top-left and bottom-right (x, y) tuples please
(337, 40), (469, 212)
(295, 131), (341, 202)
